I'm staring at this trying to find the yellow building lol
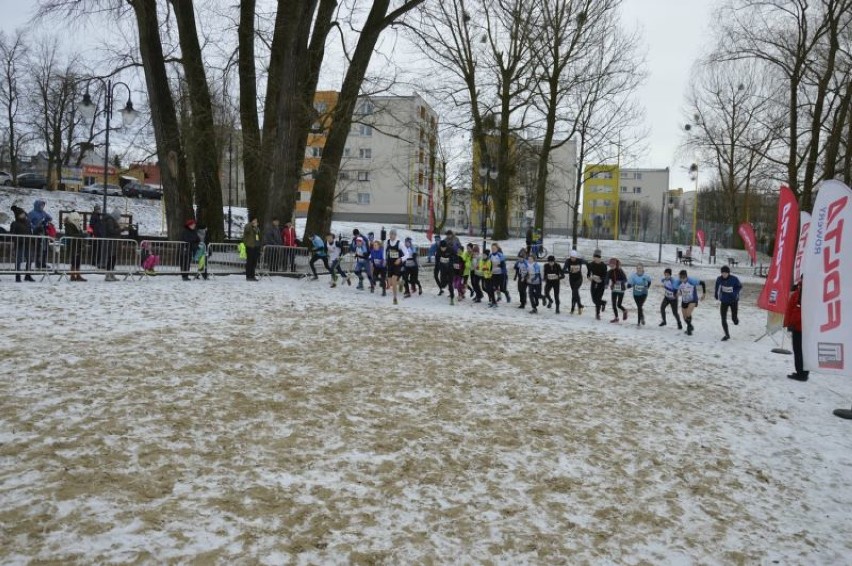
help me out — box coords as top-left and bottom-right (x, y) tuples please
(581, 164), (620, 240)
(298, 91), (340, 215)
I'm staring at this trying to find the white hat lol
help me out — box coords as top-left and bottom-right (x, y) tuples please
(569, 250), (578, 258)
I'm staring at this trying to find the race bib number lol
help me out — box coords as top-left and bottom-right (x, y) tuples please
(547, 273), (559, 280)
(570, 265), (580, 273)
(591, 275), (601, 283)
(388, 250), (399, 259)
(665, 290), (675, 299)
(633, 285), (646, 293)
(440, 257), (450, 264)
(721, 286), (733, 293)
(405, 259), (416, 267)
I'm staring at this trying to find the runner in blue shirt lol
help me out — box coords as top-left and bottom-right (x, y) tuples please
(714, 265), (742, 341)
(673, 269), (707, 336)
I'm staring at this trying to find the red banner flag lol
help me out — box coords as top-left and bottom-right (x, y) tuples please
(757, 185), (799, 313)
(738, 222), (757, 263)
(696, 229), (706, 254)
(793, 211), (811, 284)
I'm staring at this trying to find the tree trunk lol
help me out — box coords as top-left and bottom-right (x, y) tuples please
(570, 133), (587, 249)
(171, 0), (225, 241)
(131, 0), (193, 238)
(304, 0), (423, 239)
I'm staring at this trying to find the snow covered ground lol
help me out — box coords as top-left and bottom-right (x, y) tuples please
(2, 231), (852, 563)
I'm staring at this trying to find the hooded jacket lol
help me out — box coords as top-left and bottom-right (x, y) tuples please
(28, 200), (52, 233)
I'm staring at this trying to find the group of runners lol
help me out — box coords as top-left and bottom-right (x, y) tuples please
(306, 229), (744, 340)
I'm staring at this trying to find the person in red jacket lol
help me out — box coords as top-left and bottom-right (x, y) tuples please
(784, 280), (808, 382)
(281, 221), (298, 272)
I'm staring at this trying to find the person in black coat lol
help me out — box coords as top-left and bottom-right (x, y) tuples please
(10, 207), (35, 282)
(180, 218), (201, 281)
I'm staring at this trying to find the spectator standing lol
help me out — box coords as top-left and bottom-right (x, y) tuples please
(784, 280), (808, 381)
(10, 206), (35, 282)
(63, 212), (87, 282)
(101, 209), (124, 281)
(180, 219), (201, 281)
(28, 199), (52, 268)
(262, 218), (283, 273)
(243, 216), (261, 281)
(281, 220), (298, 272)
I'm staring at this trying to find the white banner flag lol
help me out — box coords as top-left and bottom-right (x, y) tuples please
(793, 211), (811, 283)
(802, 180), (852, 376)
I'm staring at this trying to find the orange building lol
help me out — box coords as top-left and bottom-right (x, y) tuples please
(298, 91), (339, 215)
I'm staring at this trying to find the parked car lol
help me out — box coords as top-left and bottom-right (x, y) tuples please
(123, 181), (163, 199)
(81, 182), (123, 197)
(0, 170), (12, 186)
(16, 172), (49, 190)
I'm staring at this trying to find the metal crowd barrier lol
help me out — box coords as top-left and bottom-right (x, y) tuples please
(206, 243), (245, 276)
(138, 240), (190, 277)
(259, 245), (310, 276)
(55, 237), (141, 279)
(0, 234), (55, 279)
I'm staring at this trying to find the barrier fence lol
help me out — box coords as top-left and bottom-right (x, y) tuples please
(0, 236), (438, 281)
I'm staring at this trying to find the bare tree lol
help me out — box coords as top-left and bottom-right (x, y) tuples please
(684, 58), (781, 246)
(0, 30), (29, 182)
(715, 0), (852, 210)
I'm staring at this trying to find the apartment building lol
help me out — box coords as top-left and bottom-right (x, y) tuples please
(298, 91), (441, 226)
(581, 166), (671, 242)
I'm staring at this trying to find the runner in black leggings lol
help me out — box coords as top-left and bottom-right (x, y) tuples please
(543, 255), (564, 314)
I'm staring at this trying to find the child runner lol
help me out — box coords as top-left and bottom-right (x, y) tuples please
(402, 237), (422, 297)
(543, 255), (564, 314)
(527, 254), (543, 314)
(436, 240), (456, 304)
(462, 243), (474, 298)
(514, 250), (530, 309)
(452, 249), (466, 300)
(587, 249), (608, 320)
(351, 235), (372, 290)
(490, 243), (507, 302)
(606, 257), (628, 323)
(308, 233), (331, 280)
(328, 234), (352, 288)
(627, 263), (652, 326)
(385, 229), (408, 305)
(659, 268), (683, 329)
(369, 239), (386, 295)
(674, 269), (706, 336)
(469, 245), (483, 302)
(563, 250), (586, 314)
(714, 265), (742, 341)
(476, 249), (497, 308)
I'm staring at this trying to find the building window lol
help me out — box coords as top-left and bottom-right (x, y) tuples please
(357, 192), (371, 204)
(358, 124), (372, 136)
(359, 148), (372, 159)
(635, 172), (642, 179)
(343, 147), (351, 157)
(418, 171), (424, 186)
(310, 121), (323, 133)
(309, 146), (322, 158)
(339, 171), (350, 181)
(338, 192), (350, 203)
(357, 171), (370, 182)
(356, 100), (373, 115)
(633, 186), (642, 194)
(621, 186), (628, 193)
(314, 101), (328, 114)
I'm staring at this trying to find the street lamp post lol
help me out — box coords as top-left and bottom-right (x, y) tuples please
(78, 79), (139, 214)
(478, 159), (497, 251)
(657, 190), (667, 263)
(228, 133), (233, 239)
(689, 163), (699, 249)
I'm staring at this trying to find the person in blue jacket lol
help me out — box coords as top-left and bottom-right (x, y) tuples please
(28, 199), (52, 268)
(351, 235), (372, 290)
(627, 263), (652, 326)
(674, 269), (707, 336)
(659, 268), (683, 329)
(714, 265), (742, 341)
(527, 255), (543, 314)
(369, 239), (386, 295)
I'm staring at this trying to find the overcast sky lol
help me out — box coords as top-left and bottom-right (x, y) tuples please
(0, 0), (717, 192)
